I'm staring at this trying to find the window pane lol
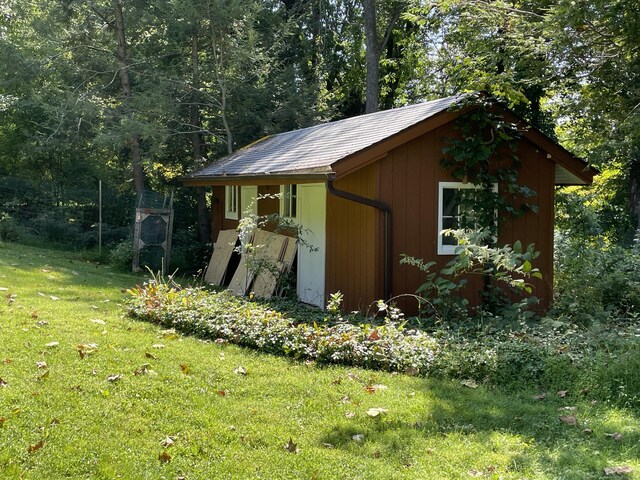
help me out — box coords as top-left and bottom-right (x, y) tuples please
(442, 188), (458, 216)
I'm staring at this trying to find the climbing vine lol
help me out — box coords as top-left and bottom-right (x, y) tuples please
(441, 93), (539, 243)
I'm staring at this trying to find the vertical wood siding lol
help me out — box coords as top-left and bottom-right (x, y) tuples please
(374, 124), (555, 314)
(325, 162), (382, 312)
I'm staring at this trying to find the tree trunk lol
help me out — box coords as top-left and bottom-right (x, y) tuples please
(112, 0), (144, 195)
(362, 0), (380, 114)
(190, 33), (212, 243)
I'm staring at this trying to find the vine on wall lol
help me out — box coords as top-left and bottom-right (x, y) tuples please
(441, 93), (539, 243)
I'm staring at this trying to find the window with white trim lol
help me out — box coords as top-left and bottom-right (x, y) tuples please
(225, 185), (239, 220)
(438, 182), (498, 255)
(280, 184), (298, 219)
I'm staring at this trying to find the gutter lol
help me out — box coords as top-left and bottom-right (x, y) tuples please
(325, 174), (392, 302)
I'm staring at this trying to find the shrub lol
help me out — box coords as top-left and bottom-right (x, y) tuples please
(554, 233), (640, 324)
(0, 213), (22, 241)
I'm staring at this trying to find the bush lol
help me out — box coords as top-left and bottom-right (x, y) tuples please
(0, 213), (22, 241)
(554, 233), (640, 323)
(108, 237), (134, 270)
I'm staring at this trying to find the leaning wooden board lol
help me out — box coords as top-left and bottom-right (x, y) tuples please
(204, 230), (238, 285)
(251, 230), (288, 298)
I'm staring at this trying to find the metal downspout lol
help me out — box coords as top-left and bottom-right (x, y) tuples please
(326, 175), (392, 301)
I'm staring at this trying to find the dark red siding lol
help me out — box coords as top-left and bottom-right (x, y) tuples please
(325, 163), (382, 312)
(329, 124), (555, 315)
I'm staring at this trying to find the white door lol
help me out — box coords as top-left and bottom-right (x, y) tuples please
(297, 183), (326, 308)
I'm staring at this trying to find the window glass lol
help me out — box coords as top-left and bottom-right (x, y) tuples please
(225, 186), (239, 220)
(438, 182), (496, 254)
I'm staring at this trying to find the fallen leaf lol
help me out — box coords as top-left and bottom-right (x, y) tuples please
(331, 377), (342, 385)
(322, 443), (335, 449)
(368, 330), (380, 341)
(44, 342), (59, 348)
(107, 374), (122, 382)
(559, 415), (577, 426)
(0, 417), (7, 427)
(583, 428), (593, 435)
(284, 437), (299, 454)
(533, 393), (547, 401)
(351, 434), (365, 442)
(605, 432), (623, 442)
(36, 320), (48, 327)
(345, 412), (356, 419)
(557, 390), (568, 398)
(30, 310), (38, 319)
(145, 352), (157, 360)
(77, 344), (97, 359)
(234, 366), (247, 376)
(461, 379), (478, 389)
(37, 292), (46, 297)
(215, 338), (228, 344)
(160, 329), (178, 339)
(603, 466), (633, 476)
(152, 344), (165, 349)
(216, 390), (227, 396)
(180, 364), (191, 375)
(158, 451), (172, 463)
(0, 378), (8, 387)
(0, 287), (7, 291)
(340, 395), (351, 404)
(134, 364), (153, 375)
(366, 407), (389, 418)
(28, 440), (45, 453)
(364, 385), (377, 394)
(90, 319), (106, 325)
(36, 370), (49, 381)
(559, 406), (577, 411)
(373, 450), (382, 458)
(160, 436), (175, 447)
(49, 296), (59, 301)
(2, 359), (12, 365)
(49, 418), (60, 426)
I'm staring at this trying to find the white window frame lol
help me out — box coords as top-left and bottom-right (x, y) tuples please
(225, 185), (239, 220)
(280, 184), (298, 219)
(437, 181), (498, 255)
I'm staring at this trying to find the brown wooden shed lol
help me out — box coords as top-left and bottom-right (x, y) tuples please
(182, 95), (595, 314)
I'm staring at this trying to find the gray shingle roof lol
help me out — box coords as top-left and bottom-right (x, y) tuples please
(187, 95), (463, 179)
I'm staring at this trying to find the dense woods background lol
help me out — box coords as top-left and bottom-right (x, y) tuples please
(0, 0), (638, 270)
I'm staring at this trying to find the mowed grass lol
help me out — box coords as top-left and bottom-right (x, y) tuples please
(0, 242), (638, 479)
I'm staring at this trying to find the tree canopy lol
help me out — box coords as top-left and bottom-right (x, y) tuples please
(0, 0), (637, 243)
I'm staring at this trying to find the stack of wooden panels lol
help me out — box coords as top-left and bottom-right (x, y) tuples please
(205, 229), (297, 299)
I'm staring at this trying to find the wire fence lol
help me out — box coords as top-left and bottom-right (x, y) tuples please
(0, 176), (211, 273)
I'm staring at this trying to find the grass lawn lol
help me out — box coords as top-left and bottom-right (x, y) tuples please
(0, 242), (638, 479)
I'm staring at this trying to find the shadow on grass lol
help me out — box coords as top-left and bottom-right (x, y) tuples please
(319, 378), (639, 477)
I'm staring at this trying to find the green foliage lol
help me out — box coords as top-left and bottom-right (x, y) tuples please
(554, 232), (640, 324)
(401, 229), (541, 322)
(127, 282), (440, 375)
(442, 95), (539, 240)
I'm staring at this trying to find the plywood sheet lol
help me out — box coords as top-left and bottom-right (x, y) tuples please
(252, 261), (285, 298)
(281, 237), (298, 270)
(250, 230), (288, 298)
(228, 260), (253, 296)
(204, 230), (238, 285)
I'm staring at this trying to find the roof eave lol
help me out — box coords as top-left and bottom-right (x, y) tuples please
(180, 171), (331, 187)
